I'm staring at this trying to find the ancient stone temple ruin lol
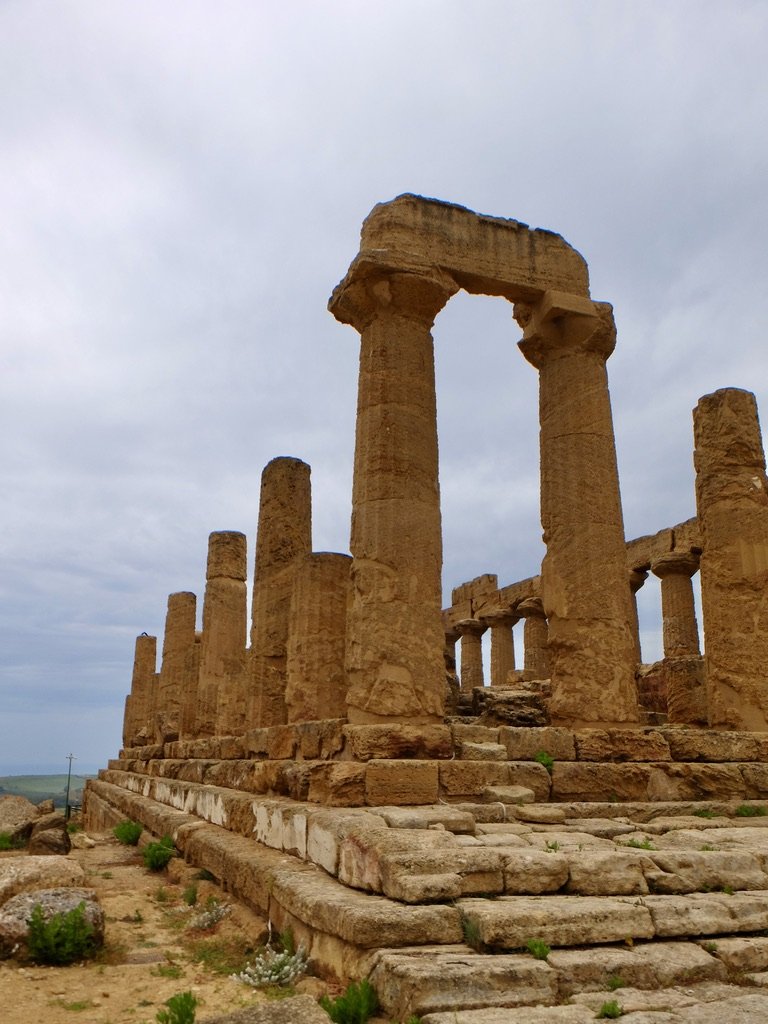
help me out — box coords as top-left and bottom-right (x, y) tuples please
(85, 196), (768, 1021)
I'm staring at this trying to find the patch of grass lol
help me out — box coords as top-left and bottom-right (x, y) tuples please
(460, 913), (484, 951)
(182, 884), (198, 907)
(57, 999), (92, 1012)
(597, 1001), (623, 1019)
(622, 838), (655, 850)
(693, 808), (717, 819)
(101, 871), (113, 879)
(700, 843), (717, 852)
(606, 974), (626, 991)
(26, 901), (97, 965)
(534, 750), (555, 774)
(320, 979), (380, 1024)
(525, 938), (551, 960)
(155, 886), (170, 903)
(722, 884), (734, 895)
(66, 822), (82, 834)
(735, 804), (767, 817)
(703, 941), (718, 953)
(545, 840), (560, 853)
(187, 935), (254, 975)
(0, 831), (25, 850)
(113, 820), (143, 845)
(153, 962), (184, 979)
(156, 991), (198, 1024)
(143, 835), (176, 871)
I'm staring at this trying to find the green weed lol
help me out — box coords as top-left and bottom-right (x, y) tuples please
(113, 820), (143, 845)
(525, 938), (551, 959)
(320, 979), (380, 1024)
(534, 750), (554, 774)
(143, 835), (176, 871)
(26, 901), (97, 965)
(606, 974), (626, 991)
(693, 809), (717, 819)
(597, 1001), (623, 1019)
(155, 991), (198, 1024)
(182, 884), (198, 907)
(735, 804), (767, 817)
(623, 838), (655, 850)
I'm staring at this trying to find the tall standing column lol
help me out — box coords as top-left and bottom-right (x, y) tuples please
(249, 457), (312, 728)
(123, 633), (156, 747)
(155, 591), (197, 743)
(517, 292), (639, 724)
(628, 569), (648, 668)
(190, 532), (248, 738)
(485, 612), (517, 685)
(329, 267), (458, 723)
(694, 388), (768, 730)
(455, 619), (486, 693)
(519, 598), (551, 680)
(285, 552), (352, 722)
(651, 552), (701, 658)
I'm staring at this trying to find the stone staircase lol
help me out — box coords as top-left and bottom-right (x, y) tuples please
(84, 723), (768, 1021)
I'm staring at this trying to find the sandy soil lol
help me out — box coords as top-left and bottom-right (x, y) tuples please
(0, 831), (336, 1024)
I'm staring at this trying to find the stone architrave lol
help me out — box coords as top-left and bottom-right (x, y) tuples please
(155, 591), (197, 743)
(249, 457), (312, 728)
(693, 388), (768, 729)
(518, 598), (551, 681)
(517, 293), (640, 724)
(628, 569), (648, 669)
(191, 531), (248, 738)
(455, 618), (487, 694)
(285, 552), (352, 722)
(123, 633), (156, 747)
(651, 552), (701, 658)
(485, 611), (518, 686)
(330, 195), (592, 726)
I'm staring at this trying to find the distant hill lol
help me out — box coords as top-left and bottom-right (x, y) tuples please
(0, 774), (94, 809)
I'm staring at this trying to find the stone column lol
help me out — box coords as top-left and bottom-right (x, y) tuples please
(249, 457), (312, 728)
(517, 292), (640, 724)
(285, 552), (352, 723)
(651, 552), (701, 658)
(455, 619), (486, 694)
(123, 633), (156, 747)
(155, 591), (197, 743)
(329, 266), (458, 723)
(628, 569), (648, 668)
(694, 388), (768, 729)
(485, 612), (518, 685)
(190, 531), (248, 738)
(179, 633), (202, 739)
(518, 598), (551, 680)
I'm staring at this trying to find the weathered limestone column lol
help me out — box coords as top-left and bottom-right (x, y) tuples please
(249, 457), (312, 728)
(694, 388), (768, 729)
(179, 632), (202, 739)
(651, 552), (701, 658)
(628, 569), (648, 668)
(123, 633), (156, 747)
(189, 531), (248, 738)
(518, 598), (551, 680)
(329, 266), (458, 723)
(455, 619), (486, 693)
(155, 591), (197, 743)
(517, 293), (640, 724)
(485, 611), (518, 685)
(285, 552), (352, 722)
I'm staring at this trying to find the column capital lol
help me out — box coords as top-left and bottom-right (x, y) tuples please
(329, 261), (458, 333)
(454, 617), (487, 638)
(628, 568), (649, 594)
(516, 290), (616, 369)
(517, 597), (547, 619)
(481, 609), (520, 628)
(651, 551), (701, 580)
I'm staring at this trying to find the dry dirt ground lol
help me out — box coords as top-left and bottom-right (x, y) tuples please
(0, 830), (346, 1024)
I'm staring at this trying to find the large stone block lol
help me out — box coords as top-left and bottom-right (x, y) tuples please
(344, 724), (453, 760)
(307, 764), (366, 807)
(550, 763), (652, 802)
(644, 851), (768, 895)
(499, 726), (575, 761)
(565, 851), (652, 895)
(365, 760), (439, 806)
(664, 730), (763, 762)
(501, 849), (570, 894)
(574, 729), (671, 762)
(646, 763), (747, 802)
(439, 762), (512, 798)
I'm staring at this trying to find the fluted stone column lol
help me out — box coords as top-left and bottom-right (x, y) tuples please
(330, 266), (458, 723)
(123, 633), (156, 747)
(628, 569), (648, 669)
(455, 619), (486, 693)
(285, 552), (352, 722)
(249, 457), (312, 728)
(155, 591), (197, 743)
(179, 633), (202, 739)
(189, 531), (248, 738)
(651, 552), (701, 658)
(519, 598), (551, 680)
(517, 292), (640, 724)
(485, 611), (518, 685)
(694, 388), (768, 729)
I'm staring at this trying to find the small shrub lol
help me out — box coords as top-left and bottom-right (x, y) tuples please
(153, 962), (184, 979)
(703, 941), (718, 953)
(735, 804), (767, 817)
(460, 913), (483, 951)
(113, 820), (143, 845)
(232, 944), (308, 988)
(534, 750), (554, 774)
(182, 884), (198, 907)
(156, 990), (198, 1024)
(0, 831), (25, 851)
(700, 843), (717, 852)
(623, 838), (655, 850)
(155, 886), (170, 903)
(526, 938), (551, 960)
(606, 974), (626, 990)
(143, 835), (176, 871)
(693, 808), (717, 819)
(597, 1001), (623, 1019)
(545, 840), (560, 853)
(66, 822), (82, 834)
(188, 897), (230, 931)
(26, 901), (96, 965)
(722, 884), (734, 896)
(319, 979), (380, 1024)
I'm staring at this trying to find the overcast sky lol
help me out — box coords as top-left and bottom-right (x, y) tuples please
(1, 1), (767, 774)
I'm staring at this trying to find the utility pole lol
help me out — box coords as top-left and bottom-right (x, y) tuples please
(64, 752), (76, 820)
